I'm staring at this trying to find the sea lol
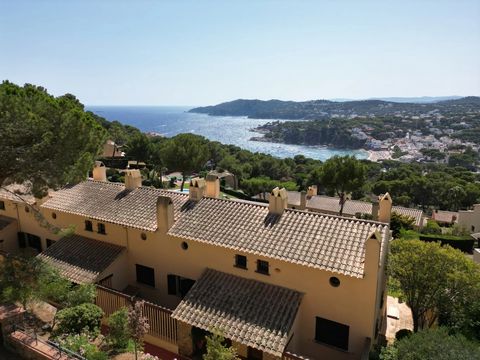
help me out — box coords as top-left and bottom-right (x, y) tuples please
(86, 106), (367, 161)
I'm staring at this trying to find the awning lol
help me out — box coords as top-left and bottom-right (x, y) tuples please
(172, 269), (302, 356)
(38, 235), (125, 284)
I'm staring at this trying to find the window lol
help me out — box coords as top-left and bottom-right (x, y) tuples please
(472, 225), (475, 232)
(235, 254), (247, 269)
(256, 260), (269, 275)
(46, 239), (56, 248)
(18, 232), (42, 252)
(181, 241), (189, 250)
(167, 274), (195, 298)
(329, 277), (340, 287)
(97, 223), (106, 234)
(136, 264), (155, 287)
(0, 200), (5, 210)
(315, 316), (349, 351)
(51, 212), (57, 219)
(85, 220), (93, 232)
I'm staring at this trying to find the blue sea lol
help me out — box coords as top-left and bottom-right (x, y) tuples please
(86, 106), (367, 161)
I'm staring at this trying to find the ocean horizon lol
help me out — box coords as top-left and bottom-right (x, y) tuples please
(86, 105), (368, 161)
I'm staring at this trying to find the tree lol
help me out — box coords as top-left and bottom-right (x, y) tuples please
(162, 134), (210, 191)
(125, 133), (152, 165)
(55, 303), (104, 336)
(319, 155), (366, 215)
(379, 327), (480, 360)
(388, 239), (480, 332)
(107, 307), (130, 351)
(390, 212), (415, 238)
(203, 332), (239, 360)
(0, 81), (107, 197)
(128, 300), (150, 360)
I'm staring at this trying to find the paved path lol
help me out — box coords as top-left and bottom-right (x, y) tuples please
(386, 296), (413, 343)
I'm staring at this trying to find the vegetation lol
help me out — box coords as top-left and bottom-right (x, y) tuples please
(55, 303), (104, 336)
(319, 155), (366, 215)
(107, 307), (130, 351)
(389, 212), (415, 238)
(203, 332), (239, 360)
(0, 81), (107, 197)
(57, 332), (108, 360)
(128, 300), (150, 360)
(380, 328), (480, 360)
(388, 239), (480, 334)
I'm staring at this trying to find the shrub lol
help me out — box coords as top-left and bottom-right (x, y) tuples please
(422, 220), (442, 235)
(57, 333), (107, 360)
(56, 303), (104, 336)
(65, 283), (96, 307)
(107, 307), (130, 351)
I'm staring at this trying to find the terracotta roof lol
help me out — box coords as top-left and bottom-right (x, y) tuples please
(169, 197), (389, 278)
(172, 269), (302, 356)
(0, 183), (36, 204)
(432, 210), (458, 223)
(38, 235), (125, 284)
(301, 195), (423, 227)
(41, 180), (189, 231)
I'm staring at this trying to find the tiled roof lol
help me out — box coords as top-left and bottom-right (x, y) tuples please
(305, 195), (423, 227)
(38, 235), (125, 284)
(0, 183), (36, 204)
(169, 197), (389, 278)
(41, 180), (189, 231)
(432, 210), (458, 223)
(172, 269), (302, 356)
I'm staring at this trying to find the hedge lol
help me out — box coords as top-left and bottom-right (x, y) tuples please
(419, 234), (475, 253)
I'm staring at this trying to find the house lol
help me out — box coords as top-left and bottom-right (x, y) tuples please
(102, 140), (124, 158)
(0, 167), (391, 360)
(458, 204), (480, 233)
(259, 187), (424, 229)
(432, 210), (458, 225)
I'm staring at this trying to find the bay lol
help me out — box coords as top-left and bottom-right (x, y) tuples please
(86, 106), (367, 161)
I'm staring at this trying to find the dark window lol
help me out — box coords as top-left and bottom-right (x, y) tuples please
(181, 241), (188, 250)
(85, 220), (93, 232)
(315, 316), (349, 350)
(46, 239), (56, 248)
(235, 254), (247, 269)
(0, 201), (5, 210)
(51, 212), (57, 219)
(167, 274), (195, 298)
(18, 232), (41, 252)
(329, 277), (340, 287)
(97, 223), (106, 234)
(136, 264), (155, 287)
(256, 260), (269, 275)
(472, 225), (475, 232)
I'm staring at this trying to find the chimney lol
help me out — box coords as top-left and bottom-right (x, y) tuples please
(307, 185), (317, 198)
(125, 169), (142, 190)
(364, 231), (382, 279)
(156, 196), (174, 232)
(371, 199), (379, 221)
(300, 191), (307, 210)
(189, 177), (206, 201)
(378, 193), (392, 223)
(269, 187), (288, 215)
(205, 174), (220, 198)
(93, 161), (107, 182)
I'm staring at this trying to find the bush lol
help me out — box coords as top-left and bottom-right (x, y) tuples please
(65, 283), (96, 307)
(422, 220), (442, 235)
(57, 333), (107, 360)
(56, 303), (104, 336)
(107, 307), (130, 351)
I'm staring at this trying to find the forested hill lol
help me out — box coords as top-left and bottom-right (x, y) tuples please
(189, 97), (480, 119)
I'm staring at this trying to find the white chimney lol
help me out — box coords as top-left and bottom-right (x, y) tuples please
(189, 177), (206, 201)
(269, 187), (288, 215)
(93, 161), (107, 182)
(307, 185), (318, 198)
(125, 169), (142, 190)
(205, 174), (220, 198)
(156, 196), (174, 232)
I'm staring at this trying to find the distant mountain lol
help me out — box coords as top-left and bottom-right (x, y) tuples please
(330, 96), (463, 103)
(189, 97), (480, 120)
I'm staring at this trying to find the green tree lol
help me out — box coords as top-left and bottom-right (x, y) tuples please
(319, 156), (366, 215)
(203, 332), (239, 360)
(389, 212), (415, 238)
(379, 327), (480, 360)
(125, 133), (152, 165)
(107, 307), (130, 351)
(55, 303), (104, 336)
(0, 81), (107, 197)
(162, 134), (209, 191)
(388, 239), (480, 332)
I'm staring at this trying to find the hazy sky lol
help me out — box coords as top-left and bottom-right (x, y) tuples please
(1, 0), (479, 105)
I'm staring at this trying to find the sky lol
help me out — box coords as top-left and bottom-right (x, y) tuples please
(0, 0), (479, 106)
